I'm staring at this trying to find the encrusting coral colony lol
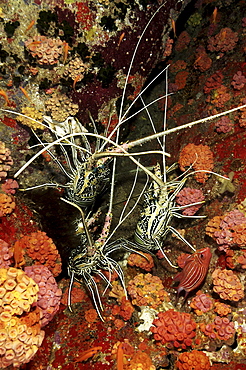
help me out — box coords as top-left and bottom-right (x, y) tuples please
(1, 0), (246, 369)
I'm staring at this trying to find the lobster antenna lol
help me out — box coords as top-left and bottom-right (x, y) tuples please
(61, 197), (93, 247)
(100, 4), (166, 150)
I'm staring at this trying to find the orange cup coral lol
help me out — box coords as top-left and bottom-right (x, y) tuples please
(0, 193), (15, 217)
(178, 143), (214, 183)
(0, 267), (44, 368)
(127, 273), (168, 309)
(212, 268), (244, 301)
(151, 309), (197, 350)
(13, 231), (62, 276)
(176, 350), (211, 370)
(127, 252), (154, 272)
(214, 302), (232, 316)
(127, 350), (155, 370)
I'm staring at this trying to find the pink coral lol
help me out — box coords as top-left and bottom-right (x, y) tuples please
(0, 142), (13, 181)
(24, 265), (62, 327)
(176, 350), (211, 370)
(1, 179), (19, 195)
(231, 71), (246, 90)
(212, 268), (244, 301)
(221, 209), (246, 229)
(215, 116), (233, 133)
(25, 35), (63, 65)
(0, 193), (15, 217)
(178, 143), (214, 183)
(127, 252), (154, 272)
(190, 291), (214, 315)
(151, 309), (197, 349)
(127, 273), (168, 309)
(176, 187), (204, 215)
(212, 210), (246, 251)
(0, 239), (13, 268)
(207, 27), (238, 53)
(204, 71), (223, 94)
(200, 316), (235, 341)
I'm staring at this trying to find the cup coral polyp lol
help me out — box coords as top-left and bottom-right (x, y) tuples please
(212, 268), (244, 301)
(45, 93), (79, 122)
(127, 350), (155, 370)
(13, 231), (62, 277)
(1, 179), (19, 195)
(207, 27), (238, 52)
(17, 107), (45, 130)
(0, 193), (15, 217)
(175, 187), (204, 216)
(178, 143), (214, 183)
(200, 316), (235, 342)
(112, 296), (135, 321)
(127, 273), (168, 309)
(150, 309), (197, 350)
(0, 267), (44, 368)
(0, 141), (13, 181)
(25, 35), (63, 65)
(176, 350), (211, 370)
(214, 302), (232, 316)
(206, 210), (246, 251)
(190, 291), (214, 316)
(127, 252), (154, 272)
(24, 265), (62, 327)
(0, 239), (13, 268)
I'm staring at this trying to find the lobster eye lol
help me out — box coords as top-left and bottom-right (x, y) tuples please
(200, 253), (205, 259)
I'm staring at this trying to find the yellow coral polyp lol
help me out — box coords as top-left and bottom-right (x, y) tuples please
(17, 107), (45, 130)
(4, 278), (17, 290)
(0, 330), (7, 342)
(8, 327), (18, 339)
(0, 193), (15, 217)
(0, 287), (6, 298)
(7, 268), (18, 278)
(15, 282), (27, 293)
(0, 311), (12, 322)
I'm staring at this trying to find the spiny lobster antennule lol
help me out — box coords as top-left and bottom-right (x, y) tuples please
(173, 247), (212, 303)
